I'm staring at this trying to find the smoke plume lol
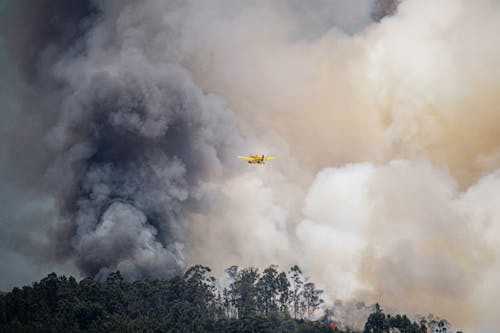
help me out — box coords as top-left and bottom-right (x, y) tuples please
(2, 0), (500, 331)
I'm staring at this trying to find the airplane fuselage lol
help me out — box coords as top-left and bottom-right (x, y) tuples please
(238, 154), (274, 164)
(247, 159), (264, 164)
(247, 155), (265, 164)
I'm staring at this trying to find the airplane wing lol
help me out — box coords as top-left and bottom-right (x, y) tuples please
(238, 155), (253, 160)
(264, 156), (275, 160)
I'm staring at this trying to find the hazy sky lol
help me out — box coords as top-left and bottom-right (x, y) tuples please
(2, 0), (500, 331)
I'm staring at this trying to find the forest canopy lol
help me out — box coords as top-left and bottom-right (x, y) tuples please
(0, 265), (434, 333)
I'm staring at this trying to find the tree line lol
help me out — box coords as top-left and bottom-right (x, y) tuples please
(0, 264), (440, 333)
(0, 264), (336, 332)
(363, 303), (452, 333)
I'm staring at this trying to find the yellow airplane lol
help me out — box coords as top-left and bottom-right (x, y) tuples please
(238, 154), (275, 164)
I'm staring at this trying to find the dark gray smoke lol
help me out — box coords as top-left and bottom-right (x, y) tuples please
(48, 61), (242, 279)
(1, 0), (244, 280)
(0, 0), (95, 83)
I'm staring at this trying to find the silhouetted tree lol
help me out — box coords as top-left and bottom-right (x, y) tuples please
(364, 303), (388, 333)
(228, 267), (259, 318)
(0, 266), (433, 333)
(256, 265), (279, 315)
(289, 265), (305, 319)
(303, 282), (324, 319)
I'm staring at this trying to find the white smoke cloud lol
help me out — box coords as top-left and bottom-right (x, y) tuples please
(296, 159), (499, 327)
(296, 163), (374, 299)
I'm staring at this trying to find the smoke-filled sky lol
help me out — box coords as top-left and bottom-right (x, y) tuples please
(1, 0), (500, 331)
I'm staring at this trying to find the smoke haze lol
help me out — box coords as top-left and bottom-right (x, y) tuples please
(2, 0), (500, 331)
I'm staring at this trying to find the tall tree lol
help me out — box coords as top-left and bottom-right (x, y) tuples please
(228, 267), (259, 318)
(276, 271), (290, 314)
(302, 282), (324, 319)
(256, 265), (279, 315)
(364, 303), (388, 333)
(288, 265), (304, 319)
(183, 265), (219, 319)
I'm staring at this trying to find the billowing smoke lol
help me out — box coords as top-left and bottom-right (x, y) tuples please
(1, 0), (246, 279)
(2, 0), (500, 331)
(45, 56), (247, 279)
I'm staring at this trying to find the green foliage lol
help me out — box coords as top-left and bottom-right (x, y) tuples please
(364, 303), (427, 333)
(256, 265), (279, 316)
(228, 267), (260, 318)
(4, 264), (431, 332)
